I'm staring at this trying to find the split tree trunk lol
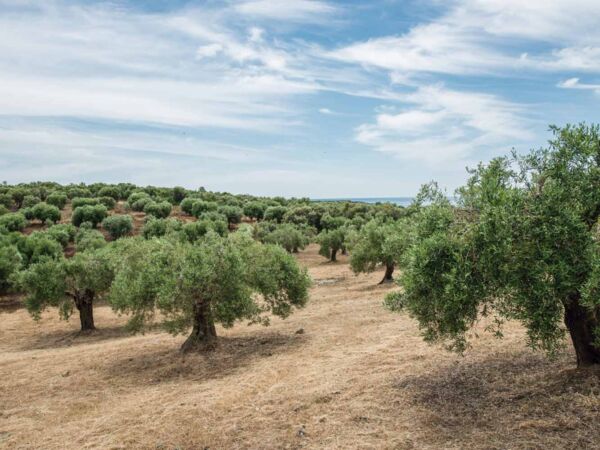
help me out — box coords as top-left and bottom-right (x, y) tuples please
(379, 263), (395, 284)
(330, 249), (338, 262)
(564, 292), (600, 367)
(74, 289), (95, 332)
(181, 300), (217, 352)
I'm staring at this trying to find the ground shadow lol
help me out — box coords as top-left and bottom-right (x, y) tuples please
(104, 331), (308, 386)
(16, 322), (163, 351)
(0, 294), (24, 312)
(393, 350), (600, 448)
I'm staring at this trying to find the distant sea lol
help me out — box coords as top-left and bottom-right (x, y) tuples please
(313, 197), (414, 207)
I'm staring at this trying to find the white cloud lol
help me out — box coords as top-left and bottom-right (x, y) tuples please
(319, 108), (333, 114)
(233, 0), (338, 22)
(558, 77), (600, 92)
(196, 43), (223, 59)
(330, 0), (600, 78)
(0, 2), (326, 132)
(355, 86), (533, 165)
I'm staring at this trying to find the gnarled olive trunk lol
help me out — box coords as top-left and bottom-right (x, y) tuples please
(379, 263), (394, 284)
(564, 292), (600, 367)
(74, 289), (95, 332)
(330, 248), (338, 262)
(181, 299), (217, 352)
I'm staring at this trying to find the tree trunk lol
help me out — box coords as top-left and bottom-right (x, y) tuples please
(341, 247), (347, 256)
(564, 292), (600, 367)
(379, 263), (395, 284)
(75, 289), (95, 332)
(181, 300), (217, 352)
(330, 249), (337, 262)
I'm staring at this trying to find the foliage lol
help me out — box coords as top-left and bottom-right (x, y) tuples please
(67, 187), (92, 199)
(144, 201), (172, 218)
(0, 242), (22, 293)
(10, 187), (29, 208)
(218, 205), (243, 227)
(71, 197), (100, 209)
(317, 228), (346, 261)
(172, 186), (187, 204)
(31, 202), (61, 223)
(19, 249), (113, 330)
(75, 227), (107, 252)
(46, 192), (68, 209)
(108, 234), (310, 351)
(263, 205), (287, 224)
(181, 218), (228, 242)
(284, 206), (323, 230)
(97, 186), (121, 200)
(386, 124), (600, 366)
(243, 201), (267, 220)
(45, 224), (77, 248)
(191, 200), (218, 218)
(17, 232), (64, 267)
(0, 192), (14, 209)
(0, 213), (28, 232)
(22, 195), (41, 209)
(102, 214), (133, 240)
(179, 197), (198, 215)
(320, 213), (347, 231)
(98, 196), (116, 210)
(142, 217), (183, 239)
(260, 223), (310, 253)
(72, 204), (108, 227)
(350, 219), (411, 283)
(130, 196), (152, 212)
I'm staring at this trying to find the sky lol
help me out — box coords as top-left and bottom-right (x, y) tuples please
(1, 0), (599, 198)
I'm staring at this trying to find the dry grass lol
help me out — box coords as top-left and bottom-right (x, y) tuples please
(1, 245), (600, 449)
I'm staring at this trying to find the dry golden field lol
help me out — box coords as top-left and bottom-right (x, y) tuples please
(1, 245), (600, 449)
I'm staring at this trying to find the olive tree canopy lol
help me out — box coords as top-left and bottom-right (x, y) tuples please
(386, 124), (600, 367)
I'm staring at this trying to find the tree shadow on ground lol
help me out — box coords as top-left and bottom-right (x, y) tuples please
(16, 323), (162, 351)
(393, 350), (600, 449)
(104, 331), (308, 386)
(0, 294), (24, 313)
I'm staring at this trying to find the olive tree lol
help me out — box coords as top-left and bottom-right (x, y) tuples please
(31, 202), (61, 223)
(0, 192), (13, 209)
(218, 205), (243, 229)
(243, 201), (267, 221)
(264, 206), (287, 224)
(262, 223), (310, 253)
(386, 124), (600, 367)
(20, 250), (113, 331)
(0, 241), (22, 294)
(102, 214), (133, 239)
(0, 213), (27, 232)
(350, 219), (409, 284)
(317, 228), (345, 262)
(46, 192), (68, 209)
(191, 200), (218, 218)
(142, 217), (183, 239)
(75, 227), (107, 252)
(144, 201), (172, 218)
(72, 204), (108, 227)
(108, 233), (310, 352)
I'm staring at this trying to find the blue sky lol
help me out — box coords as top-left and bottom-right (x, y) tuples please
(1, 0), (599, 197)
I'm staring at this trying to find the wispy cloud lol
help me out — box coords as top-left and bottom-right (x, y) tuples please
(330, 0), (600, 78)
(232, 0), (338, 22)
(355, 85), (534, 165)
(558, 77), (600, 93)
